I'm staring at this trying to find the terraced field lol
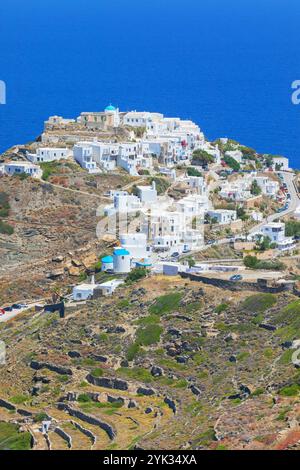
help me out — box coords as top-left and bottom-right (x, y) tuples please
(1, 275), (300, 450)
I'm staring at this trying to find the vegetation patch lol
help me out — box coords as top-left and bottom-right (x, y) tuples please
(0, 422), (32, 450)
(241, 294), (277, 314)
(275, 300), (300, 340)
(279, 384), (300, 397)
(126, 267), (148, 284)
(149, 292), (182, 316)
(215, 303), (229, 314)
(0, 220), (14, 235)
(117, 367), (153, 383)
(136, 324), (163, 346)
(90, 368), (104, 378)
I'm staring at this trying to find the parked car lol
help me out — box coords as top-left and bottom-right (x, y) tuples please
(12, 304), (23, 309)
(3, 306), (13, 312)
(230, 274), (243, 282)
(0, 309), (5, 316)
(171, 252), (180, 258)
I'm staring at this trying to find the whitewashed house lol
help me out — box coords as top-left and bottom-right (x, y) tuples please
(97, 279), (124, 296)
(207, 209), (237, 225)
(136, 181), (157, 204)
(260, 222), (296, 251)
(104, 193), (141, 216)
(27, 147), (71, 163)
(260, 222), (286, 243)
(176, 194), (210, 216)
(272, 156), (289, 171)
(3, 161), (42, 178)
(73, 142), (100, 173)
(254, 176), (279, 197)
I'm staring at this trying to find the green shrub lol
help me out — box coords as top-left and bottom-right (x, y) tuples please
(187, 167), (202, 177)
(91, 368), (104, 378)
(136, 324), (163, 346)
(0, 422), (31, 450)
(149, 292), (182, 315)
(10, 395), (28, 405)
(78, 394), (92, 403)
(126, 267), (147, 284)
(126, 342), (140, 361)
(215, 303), (229, 314)
(34, 412), (49, 423)
(241, 294), (277, 313)
(117, 367), (153, 383)
(279, 384), (300, 397)
(223, 156), (240, 171)
(0, 220), (14, 235)
(243, 255), (285, 271)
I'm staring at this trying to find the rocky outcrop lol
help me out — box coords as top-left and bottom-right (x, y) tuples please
(164, 397), (177, 414)
(190, 385), (201, 396)
(151, 366), (164, 377)
(0, 398), (16, 411)
(57, 403), (116, 440)
(30, 360), (73, 376)
(136, 387), (155, 396)
(86, 374), (128, 391)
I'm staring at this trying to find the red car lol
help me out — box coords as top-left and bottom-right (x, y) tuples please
(0, 309), (5, 316)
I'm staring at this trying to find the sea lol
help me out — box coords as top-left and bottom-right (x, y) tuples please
(0, 0), (300, 167)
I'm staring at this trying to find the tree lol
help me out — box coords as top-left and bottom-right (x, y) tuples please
(187, 257), (196, 268)
(237, 206), (249, 221)
(187, 167), (202, 177)
(264, 155), (274, 168)
(255, 236), (276, 252)
(250, 180), (262, 196)
(244, 255), (259, 269)
(192, 149), (214, 167)
(223, 156), (240, 172)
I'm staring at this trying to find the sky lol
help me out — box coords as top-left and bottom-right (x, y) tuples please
(0, 0), (299, 165)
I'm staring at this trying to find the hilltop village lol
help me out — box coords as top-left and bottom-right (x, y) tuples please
(1, 106), (300, 450)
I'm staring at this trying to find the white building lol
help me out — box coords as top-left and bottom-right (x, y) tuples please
(180, 175), (207, 196)
(159, 167), (177, 180)
(272, 156), (289, 171)
(136, 181), (157, 204)
(3, 161), (42, 178)
(27, 147), (71, 163)
(261, 222), (285, 243)
(97, 279), (124, 296)
(120, 233), (150, 259)
(73, 142), (100, 173)
(207, 209), (237, 225)
(72, 277), (98, 301)
(101, 256), (114, 272)
(113, 248), (131, 273)
(176, 194), (210, 216)
(104, 193), (141, 216)
(254, 176), (279, 198)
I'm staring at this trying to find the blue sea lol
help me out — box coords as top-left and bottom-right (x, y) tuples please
(0, 0), (300, 167)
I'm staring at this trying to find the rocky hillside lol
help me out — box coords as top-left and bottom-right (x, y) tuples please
(0, 275), (300, 450)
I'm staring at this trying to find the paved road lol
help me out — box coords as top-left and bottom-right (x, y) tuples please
(249, 171), (299, 235)
(0, 301), (44, 323)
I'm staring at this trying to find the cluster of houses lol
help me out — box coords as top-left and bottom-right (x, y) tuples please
(219, 172), (280, 202)
(0, 106), (291, 184)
